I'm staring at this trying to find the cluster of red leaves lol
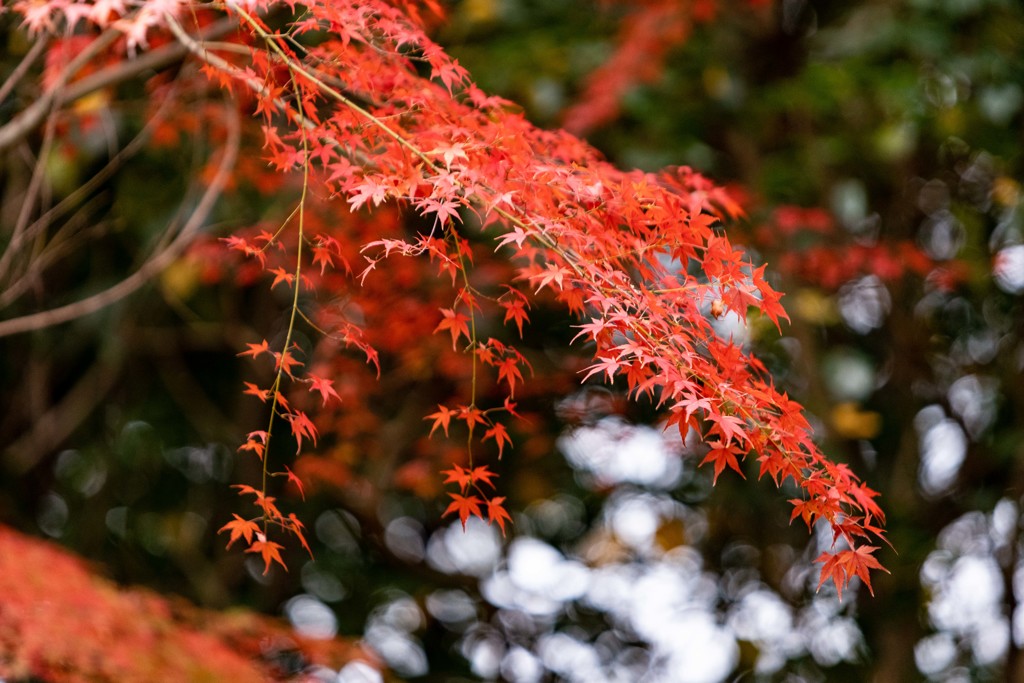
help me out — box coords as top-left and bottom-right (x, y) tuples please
(752, 206), (967, 291)
(0, 525), (372, 681)
(563, 0), (772, 134)
(442, 464), (512, 535)
(228, 334), (323, 573)
(18, 0), (888, 596)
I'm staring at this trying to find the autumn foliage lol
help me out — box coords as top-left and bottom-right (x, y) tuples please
(0, 525), (371, 681)
(563, 0), (773, 134)
(7, 0), (888, 599)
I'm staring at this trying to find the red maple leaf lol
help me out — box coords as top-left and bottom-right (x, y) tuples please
(347, 176), (390, 210)
(582, 354), (622, 383)
(288, 410), (319, 451)
(483, 423), (512, 458)
(434, 308), (471, 350)
(487, 497), (513, 536)
(441, 464), (473, 491)
(495, 357), (524, 398)
(242, 382), (270, 402)
(307, 373), (340, 407)
(286, 513), (314, 558)
(274, 350), (303, 377)
(237, 339), (270, 359)
(219, 514), (261, 549)
(815, 545), (888, 601)
(848, 482), (885, 523)
(468, 465), (498, 489)
(572, 317), (614, 344)
(700, 441), (746, 484)
(443, 493), (483, 530)
(500, 297), (530, 337)
(425, 404), (458, 437)
(442, 464), (498, 491)
(528, 262), (571, 292)
(420, 197), (462, 225)
(238, 436), (266, 461)
(281, 465), (306, 501)
(268, 267), (294, 290)
(457, 406), (487, 435)
(247, 536), (287, 575)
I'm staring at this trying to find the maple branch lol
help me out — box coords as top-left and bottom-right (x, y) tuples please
(0, 106), (241, 339)
(167, 0), (882, 580)
(195, 6), (579, 281)
(256, 69), (312, 529)
(228, 3), (438, 169)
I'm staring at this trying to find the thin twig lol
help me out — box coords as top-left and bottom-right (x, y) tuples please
(0, 27), (122, 153)
(0, 82), (182, 308)
(5, 359), (121, 473)
(0, 106), (241, 338)
(0, 37), (49, 105)
(0, 100), (61, 281)
(0, 18), (237, 153)
(0, 197), (112, 308)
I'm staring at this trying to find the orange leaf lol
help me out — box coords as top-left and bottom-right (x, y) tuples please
(457, 406), (487, 434)
(700, 441), (745, 484)
(288, 410), (319, 451)
(237, 339), (270, 359)
(815, 545), (888, 600)
(486, 497), (512, 536)
(426, 404), (458, 437)
(307, 373), (341, 407)
(441, 464), (472, 491)
(483, 422), (512, 458)
(468, 465), (497, 489)
(434, 308), (470, 350)
(269, 267), (294, 290)
(495, 357), (524, 398)
(443, 493), (482, 530)
(500, 298), (530, 337)
(219, 514), (260, 550)
(286, 513), (313, 558)
(247, 536), (287, 575)
(275, 350), (303, 377)
(281, 465), (305, 500)
(242, 382), (270, 402)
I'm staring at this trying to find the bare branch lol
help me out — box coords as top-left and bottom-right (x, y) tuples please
(0, 76), (187, 308)
(0, 18), (237, 153)
(4, 359), (122, 473)
(0, 27), (122, 153)
(0, 95), (60, 282)
(0, 37), (49, 105)
(0, 105), (241, 338)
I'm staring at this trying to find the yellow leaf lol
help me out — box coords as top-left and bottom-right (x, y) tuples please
(160, 258), (201, 301)
(792, 289), (839, 325)
(830, 402), (882, 440)
(993, 176), (1021, 208)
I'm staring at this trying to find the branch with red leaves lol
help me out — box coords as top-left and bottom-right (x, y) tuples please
(6, 0), (888, 596)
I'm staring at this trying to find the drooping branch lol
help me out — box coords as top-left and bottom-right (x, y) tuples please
(0, 0), (888, 595)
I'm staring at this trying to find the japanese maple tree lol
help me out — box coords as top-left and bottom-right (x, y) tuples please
(3, 0), (887, 597)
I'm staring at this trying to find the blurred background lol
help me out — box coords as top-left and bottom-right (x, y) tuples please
(2, 0), (1024, 681)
